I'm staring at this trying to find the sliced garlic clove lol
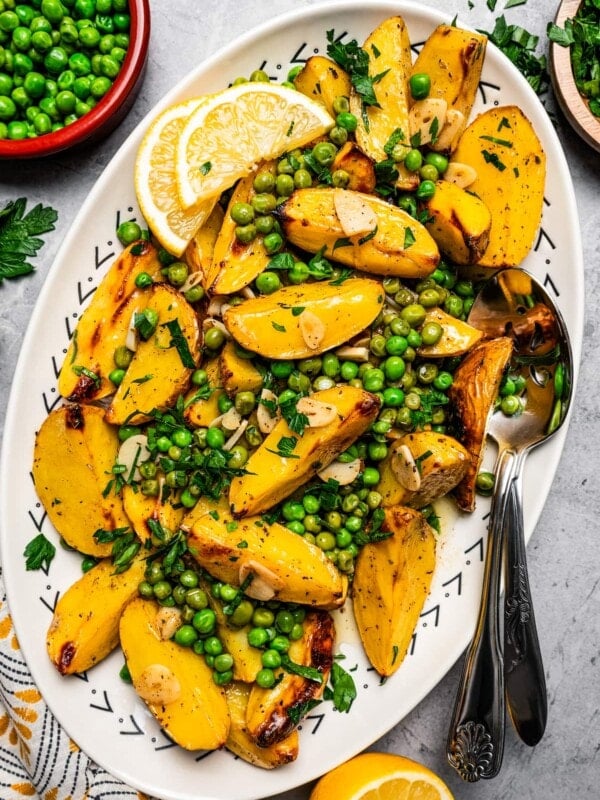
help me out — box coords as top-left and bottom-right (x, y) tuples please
(296, 395), (338, 427)
(125, 309), (139, 352)
(154, 606), (183, 641)
(257, 388), (281, 434)
(299, 310), (326, 351)
(409, 98), (448, 146)
(430, 108), (465, 153)
(179, 270), (205, 294)
(239, 559), (285, 602)
(333, 188), (378, 237)
(136, 663), (181, 705)
(222, 418), (248, 451)
(391, 444), (421, 491)
(318, 457), (362, 485)
(207, 295), (228, 317)
(117, 434), (150, 481)
(443, 161), (478, 189)
(210, 406), (242, 431)
(334, 345), (370, 362)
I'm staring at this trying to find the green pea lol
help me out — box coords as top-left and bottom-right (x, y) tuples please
(186, 587), (208, 610)
(400, 303), (427, 328)
(294, 167), (312, 188)
(275, 173), (294, 196)
(424, 151), (448, 174)
(174, 624), (198, 647)
(205, 426), (225, 449)
(311, 140), (337, 166)
(433, 371), (453, 391)
(192, 608), (216, 634)
(252, 607), (275, 628)
(231, 201), (254, 225)
(229, 599), (254, 627)
(248, 627), (270, 648)
(217, 393), (233, 413)
(501, 395), (522, 416)
(444, 294), (464, 318)
(383, 356), (405, 381)
(44, 46), (68, 74)
(385, 335), (408, 356)
(328, 124), (348, 146)
(476, 471), (495, 495)
(41, 0), (65, 24)
(167, 261), (188, 287)
(252, 192), (276, 214)
(204, 326), (225, 350)
(78, 24), (100, 48)
(263, 231), (283, 254)
(421, 321), (443, 346)
(419, 163), (438, 182)
(382, 386), (405, 407)
(416, 179), (436, 200)
(409, 72), (431, 99)
(22, 71), (45, 99)
(316, 531), (336, 551)
(90, 74), (111, 98)
(255, 667), (276, 688)
(403, 148), (422, 172)
(340, 360), (359, 381)
(288, 260), (309, 284)
(253, 169), (275, 192)
(255, 270), (281, 294)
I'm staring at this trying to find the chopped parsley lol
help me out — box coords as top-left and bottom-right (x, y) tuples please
(164, 318), (196, 368)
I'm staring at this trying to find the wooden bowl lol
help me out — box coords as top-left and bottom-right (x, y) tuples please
(0, 0), (151, 160)
(550, 0), (600, 152)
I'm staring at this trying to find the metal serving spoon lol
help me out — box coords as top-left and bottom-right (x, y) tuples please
(447, 268), (573, 781)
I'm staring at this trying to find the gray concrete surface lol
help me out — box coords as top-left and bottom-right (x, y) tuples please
(1, 1), (598, 798)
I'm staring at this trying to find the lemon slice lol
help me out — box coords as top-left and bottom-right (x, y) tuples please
(175, 82), (334, 209)
(134, 97), (217, 256)
(309, 753), (455, 800)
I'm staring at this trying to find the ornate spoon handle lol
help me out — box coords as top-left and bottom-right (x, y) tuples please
(503, 458), (548, 746)
(446, 448), (514, 781)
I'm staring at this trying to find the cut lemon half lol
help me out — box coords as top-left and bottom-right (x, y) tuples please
(135, 97), (217, 256)
(309, 752), (455, 800)
(176, 82), (334, 209)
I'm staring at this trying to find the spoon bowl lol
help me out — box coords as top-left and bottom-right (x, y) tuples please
(447, 268), (573, 780)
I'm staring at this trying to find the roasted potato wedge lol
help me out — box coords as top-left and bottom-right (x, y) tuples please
(210, 168), (272, 295)
(417, 307), (483, 357)
(105, 283), (200, 425)
(225, 681), (299, 768)
(187, 506), (348, 609)
(331, 141), (376, 193)
(183, 202), (225, 290)
(449, 336), (513, 511)
(120, 597), (230, 750)
(122, 485), (185, 543)
(32, 403), (129, 556)
(276, 188), (439, 278)
(219, 340), (264, 396)
(229, 385), (380, 516)
(183, 355), (224, 427)
(245, 610), (334, 747)
(352, 506), (436, 676)
(378, 431), (470, 508)
(58, 241), (164, 402)
(423, 179), (492, 265)
(293, 55), (351, 117)
(452, 105), (546, 268)
(411, 24), (487, 151)
(223, 277), (384, 360)
(349, 16), (412, 163)
(46, 557), (146, 675)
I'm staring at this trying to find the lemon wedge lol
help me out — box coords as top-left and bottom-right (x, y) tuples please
(309, 752), (455, 800)
(134, 98), (217, 256)
(175, 82), (334, 209)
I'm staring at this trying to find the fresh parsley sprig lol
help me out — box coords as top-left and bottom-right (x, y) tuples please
(326, 29), (388, 131)
(0, 197), (58, 283)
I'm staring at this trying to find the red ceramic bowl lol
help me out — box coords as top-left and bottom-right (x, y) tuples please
(0, 0), (151, 159)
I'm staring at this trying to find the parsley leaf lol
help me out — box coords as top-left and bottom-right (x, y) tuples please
(267, 435), (299, 458)
(482, 15), (549, 95)
(23, 533), (56, 571)
(163, 318), (196, 368)
(0, 198), (58, 283)
(324, 661), (357, 712)
(326, 30), (386, 131)
(281, 654), (324, 683)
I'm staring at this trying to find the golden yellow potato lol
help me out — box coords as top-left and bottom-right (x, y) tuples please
(47, 557), (146, 675)
(352, 507), (436, 677)
(32, 404), (129, 556)
(120, 597), (230, 750)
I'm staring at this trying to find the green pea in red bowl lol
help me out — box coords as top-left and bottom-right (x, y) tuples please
(0, 0), (150, 160)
